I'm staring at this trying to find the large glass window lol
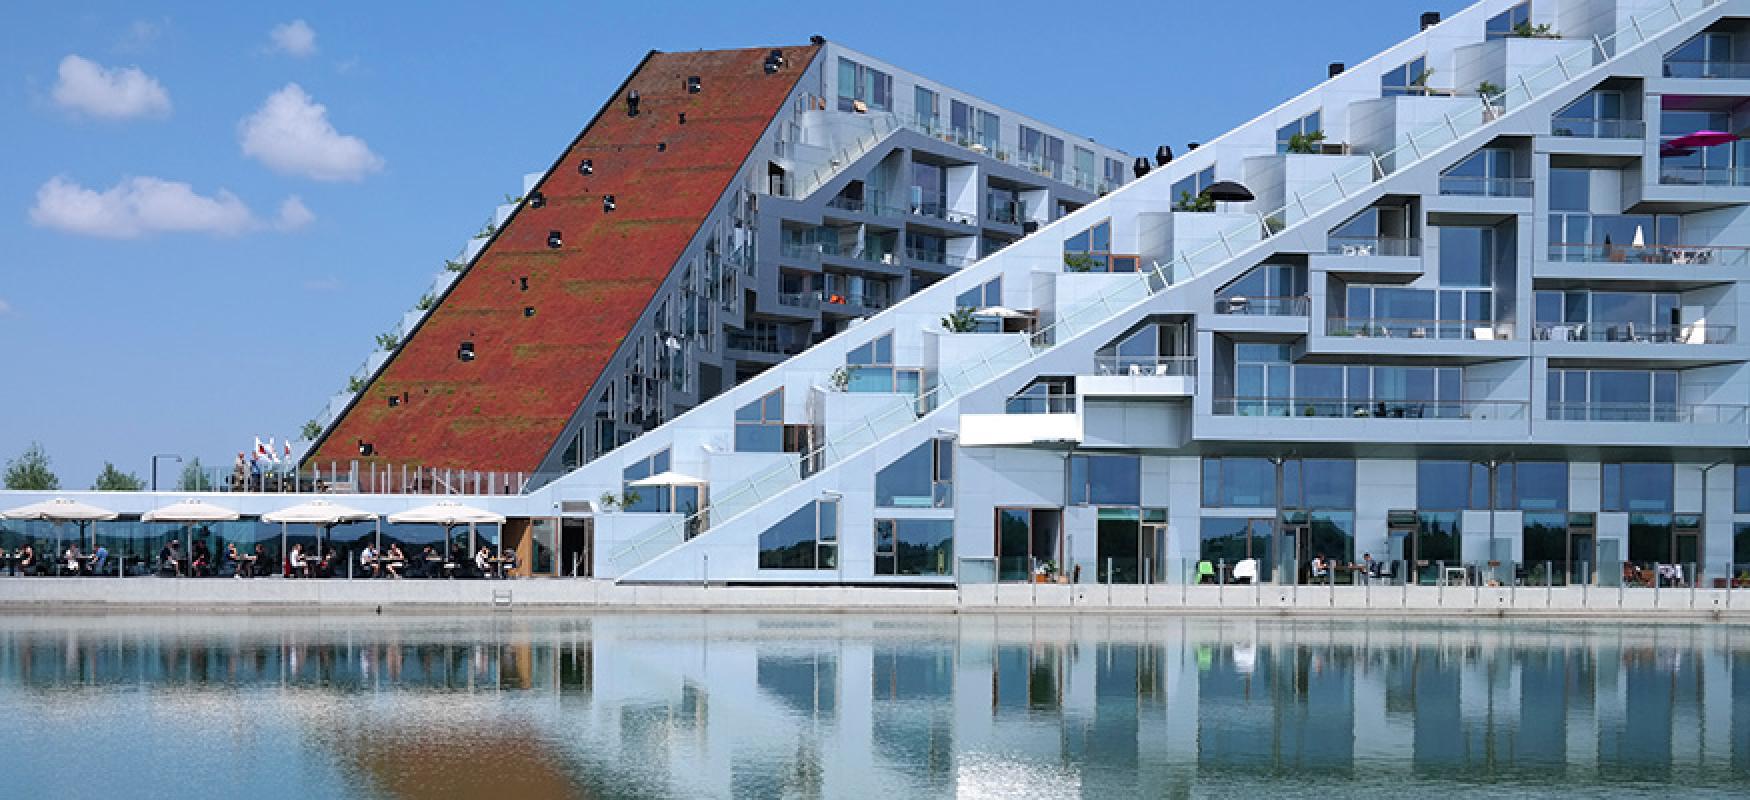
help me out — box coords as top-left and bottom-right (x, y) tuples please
(1485, 2), (1531, 40)
(876, 438), (954, 508)
(1418, 460), (1489, 510)
(735, 388), (784, 452)
(1202, 457), (1277, 508)
(758, 499), (839, 570)
(620, 449), (671, 512)
(1548, 370), (1680, 421)
(996, 508), (1062, 582)
(1553, 91), (1630, 137)
(1276, 110), (1322, 153)
(1282, 459), (1356, 509)
(1602, 463), (1674, 512)
(836, 57), (891, 112)
(1550, 169), (1590, 211)
(1069, 454), (1140, 506)
(1438, 226), (1497, 286)
(1064, 219), (1117, 271)
(1508, 461), (1569, 511)
(1440, 149), (1523, 196)
(913, 86), (939, 132)
(874, 519), (953, 576)
(1737, 465), (1750, 513)
(1170, 166), (1216, 211)
(1382, 55), (1429, 97)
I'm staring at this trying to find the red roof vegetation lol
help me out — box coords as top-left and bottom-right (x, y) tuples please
(311, 44), (818, 476)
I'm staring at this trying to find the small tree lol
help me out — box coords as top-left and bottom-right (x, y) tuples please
(301, 419), (323, 440)
(375, 331), (401, 350)
(941, 306), (978, 332)
(3, 442), (59, 490)
(92, 462), (145, 491)
(1476, 81), (1503, 98)
(415, 293), (436, 311)
(178, 458), (211, 491)
(474, 218), (498, 240)
(1285, 130), (1327, 154)
(1063, 252), (1100, 272)
(1173, 190), (1215, 213)
(444, 259), (466, 272)
(347, 375), (367, 393)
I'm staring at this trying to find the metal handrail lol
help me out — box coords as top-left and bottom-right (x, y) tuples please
(1215, 397), (1528, 419)
(1532, 322), (1733, 344)
(1326, 317), (1506, 340)
(1544, 241), (1750, 265)
(604, 0), (1719, 574)
(1547, 402), (1748, 424)
(1091, 356), (1196, 376)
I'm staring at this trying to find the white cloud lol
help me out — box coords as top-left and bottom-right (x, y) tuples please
(268, 20), (316, 57)
(276, 196), (315, 231)
(27, 176), (312, 239)
(0, 298), (11, 315)
(51, 54), (171, 120)
(238, 84), (382, 181)
(116, 20), (164, 53)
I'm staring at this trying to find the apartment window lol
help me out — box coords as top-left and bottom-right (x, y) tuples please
(1069, 455), (1140, 506)
(1502, 461), (1569, 511)
(1201, 457), (1277, 508)
(1074, 146), (1096, 189)
(1006, 377), (1075, 414)
(1104, 157), (1126, 189)
(758, 499), (839, 569)
(1553, 91), (1629, 137)
(620, 448), (672, 512)
(914, 86), (939, 131)
(1550, 169), (1590, 212)
(1064, 219), (1112, 270)
(950, 99), (973, 143)
(875, 438), (954, 508)
(955, 276), (1001, 310)
(1170, 166), (1216, 210)
(1737, 465), (1750, 513)
(1418, 460), (1491, 510)
(1534, 289), (1680, 340)
(735, 388), (784, 451)
(1665, 32), (1736, 77)
(1440, 149), (1523, 196)
(1280, 459), (1356, 509)
(977, 109), (1001, 152)
(1382, 55), (1429, 97)
(874, 519), (954, 576)
(1216, 264), (1306, 314)
(1275, 110), (1322, 153)
(1438, 226), (1500, 287)
(995, 508), (1063, 582)
(1485, 2), (1530, 40)
(1548, 369), (1679, 421)
(837, 57), (892, 112)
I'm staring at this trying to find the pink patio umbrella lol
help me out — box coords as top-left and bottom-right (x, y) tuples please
(1661, 130), (1738, 155)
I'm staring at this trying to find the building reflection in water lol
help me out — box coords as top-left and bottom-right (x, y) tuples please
(0, 615), (1745, 797)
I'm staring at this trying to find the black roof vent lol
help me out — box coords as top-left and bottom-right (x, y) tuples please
(678, 112), (686, 125)
(579, 158), (593, 175)
(458, 341), (475, 362)
(686, 75), (701, 94)
(626, 89), (641, 117)
(1329, 62), (1345, 78)
(809, 35), (825, 45)
(528, 191), (545, 209)
(764, 49), (785, 74)
(603, 194), (617, 213)
(1421, 11), (1440, 30)
(524, 306), (536, 318)
(357, 440), (375, 456)
(1187, 142), (1200, 151)
(547, 230), (563, 249)
(1155, 145), (1173, 166)
(657, 141), (667, 152)
(519, 276), (529, 291)
(1133, 157), (1151, 178)
(387, 395), (399, 408)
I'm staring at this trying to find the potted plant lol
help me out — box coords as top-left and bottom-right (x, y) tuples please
(1285, 130), (1327, 154)
(941, 306), (978, 332)
(1411, 67), (1436, 94)
(828, 366), (851, 392)
(1511, 20), (1558, 38)
(1174, 190), (1216, 212)
(1063, 252), (1100, 273)
(1034, 560), (1058, 584)
(1476, 81), (1503, 98)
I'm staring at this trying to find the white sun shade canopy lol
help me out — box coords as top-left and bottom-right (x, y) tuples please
(142, 499), (242, 523)
(263, 499), (377, 525)
(1, 497), (120, 522)
(387, 500), (506, 526)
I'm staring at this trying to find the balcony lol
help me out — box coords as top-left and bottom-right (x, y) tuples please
(1549, 117), (1646, 139)
(1216, 295), (1309, 316)
(985, 206), (1022, 226)
(1662, 60), (1750, 79)
(725, 333), (802, 358)
(825, 195), (904, 219)
(1546, 242), (1750, 267)
(1004, 394), (1078, 414)
(1547, 402), (1747, 424)
(1532, 322), (1733, 345)
(1659, 166), (1750, 186)
(1091, 355), (1196, 376)
(1326, 236), (1421, 258)
(1326, 317), (1509, 341)
(821, 291), (890, 312)
(906, 247), (976, 269)
(1437, 176), (1533, 197)
(777, 291), (820, 309)
(1214, 397), (1526, 420)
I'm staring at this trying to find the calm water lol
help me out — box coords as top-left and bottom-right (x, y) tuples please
(0, 613), (1747, 799)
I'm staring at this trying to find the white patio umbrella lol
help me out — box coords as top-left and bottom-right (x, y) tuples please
(1, 498), (118, 572)
(389, 500), (505, 563)
(972, 306), (1029, 318)
(1632, 225), (1647, 249)
(626, 471), (708, 487)
(264, 500), (376, 576)
(142, 499), (242, 578)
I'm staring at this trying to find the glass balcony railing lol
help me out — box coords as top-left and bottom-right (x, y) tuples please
(985, 207), (1022, 225)
(1091, 355), (1195, 376)
(1216, 295), (1309, 316)
(1326, 236), (1421, 257)
(1545, 241), (1750, 266)
(1547, 402), (1748, 424)
(1214, 397), (1527, 420)
(776, 291), (820, 309)
(1437, 175), (1534, 197)
(1004, 394), (1077, 414)
(1662, 59), (1750, 79)
(905, 247), (976, 268)
(1532, 322), (1732, 344)
(1326, 318), (1508, 340)
(1550, 117), (1645, 138)
(725, 333), (802, 356)
(822, 292), (890, 311)
(1658, 165), (1750, 186)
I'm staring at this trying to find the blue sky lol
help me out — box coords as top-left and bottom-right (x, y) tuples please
(0, 0), (1465, 487)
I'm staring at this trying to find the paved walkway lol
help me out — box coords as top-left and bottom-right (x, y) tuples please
(3, 578), (1750, 618)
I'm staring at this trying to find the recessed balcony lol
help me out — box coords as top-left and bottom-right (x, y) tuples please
(1326, 317), (1509, 341)
(1213, 396), (1526, 420)
(1549, 117), (1646, 139)
(1532, 322), (1732, 345)
(1546, 402), (1746, 424)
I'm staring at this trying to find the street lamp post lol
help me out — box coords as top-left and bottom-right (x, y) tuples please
(150, 454), (182, 492)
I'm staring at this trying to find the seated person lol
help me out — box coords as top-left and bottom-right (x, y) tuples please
(500, 548), (518, 577)
(19, 544), (36, 576)
(227, 543), (244, 578)
(191, 541), (212, 577)
(92, 545), (109, 576)
(289, 544), (307, 578)
(358, 544), (377, 578)
(474, 546), (491, 577)
(384, 544), (405, 579)
(64, 544), (83, 576)
(1310, 554), (1330, 581)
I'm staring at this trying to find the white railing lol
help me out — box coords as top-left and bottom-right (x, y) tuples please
(606, 0), (1719, 575)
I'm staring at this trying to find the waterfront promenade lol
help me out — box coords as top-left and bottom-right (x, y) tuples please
(6, 577), (1750, 617)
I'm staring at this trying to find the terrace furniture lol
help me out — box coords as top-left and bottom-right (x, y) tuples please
(1196, 561), (1216, 584)
(1441, 566), (1467, 586)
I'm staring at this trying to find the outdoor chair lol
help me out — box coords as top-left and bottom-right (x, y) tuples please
(1196, 561), (1215, 584)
